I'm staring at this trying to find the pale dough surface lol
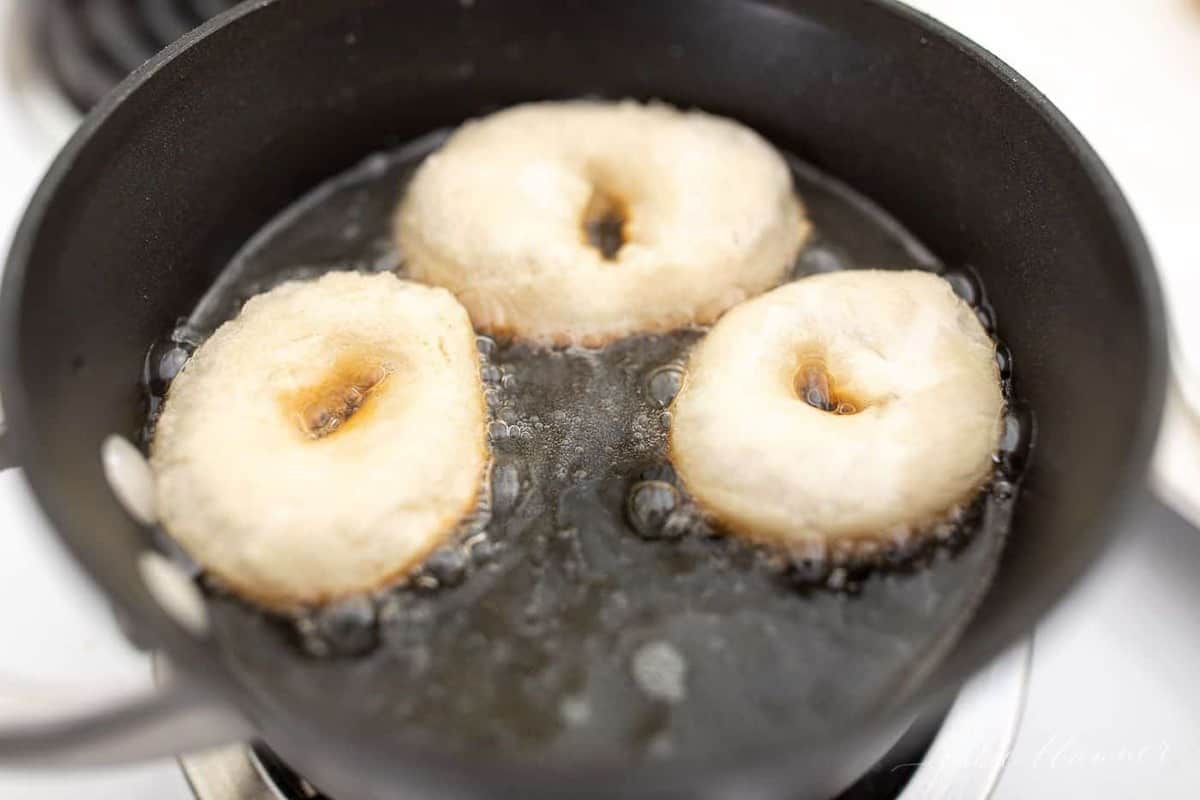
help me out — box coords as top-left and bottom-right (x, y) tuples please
(670, 269), (1004, 548)
(397, 100), (810, 346)
(151, 271), (488, 609)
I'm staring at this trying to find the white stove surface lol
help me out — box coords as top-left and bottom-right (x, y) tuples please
(0, 1), (1198, 798)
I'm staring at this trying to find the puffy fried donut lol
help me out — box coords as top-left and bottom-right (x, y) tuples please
(151, 272), (488, 610)
(669, 270), (1004, 548)
(397, 100), (810, 346)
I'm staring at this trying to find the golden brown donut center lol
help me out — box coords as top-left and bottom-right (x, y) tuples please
(793, 357), (860, 415)
(283, 358), (391, 440)
(581, 187), (629, 261)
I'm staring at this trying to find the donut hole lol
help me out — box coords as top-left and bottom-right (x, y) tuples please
(793, 357), (861, 415)
(580, 186), (629, 261)
(284, 358), (391, 439)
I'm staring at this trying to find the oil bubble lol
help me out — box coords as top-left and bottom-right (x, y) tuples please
(423, 548), (468, 588)
(467, 537), (502, 567)
(413, 574), (441, 593)
(996, 405), (1033, 475)
(647, 734), (675, 759)
(143, 323), (207, 409)
(883, 533), (927, 566)
(789, 555), (831, 585)
(378, 595), (435, 675)
(797, 243), (848, 275)
(560, 695), (591, 726)
(359, 153), (391, 178)
(626, 481), (680, 540)
(646, 365), (685, 408)
(311, 595), (378, 657)
(631, 640), (687, 704)
(661, 507), (703, 540)
(785, 540), (831, 585)
(994, 342), (1013, 380)
(294, 617), (328, 658)
(492, 463), (521, 513)
(942, 269), (980, 306)
(826, 567), (849, 591)
(932, 520), (958, 543)
(145, 343), (191, 395)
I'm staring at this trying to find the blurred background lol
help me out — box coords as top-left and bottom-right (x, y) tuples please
(0, 1), (1196, 798)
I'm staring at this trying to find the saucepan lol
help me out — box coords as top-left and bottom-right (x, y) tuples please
(0, 1), (1167, 798)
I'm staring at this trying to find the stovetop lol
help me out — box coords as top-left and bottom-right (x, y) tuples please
(0, 1), (1198, 798)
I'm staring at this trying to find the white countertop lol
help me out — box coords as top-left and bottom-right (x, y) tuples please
(0, 0), (1198, 798)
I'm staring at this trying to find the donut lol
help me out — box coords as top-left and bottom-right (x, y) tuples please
(669, 269), (1004, 550)
(150, 271), (488, 610)
(397, 100), (810, 346)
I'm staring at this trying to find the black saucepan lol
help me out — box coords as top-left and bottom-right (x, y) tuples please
(0, 1), (1166, 799)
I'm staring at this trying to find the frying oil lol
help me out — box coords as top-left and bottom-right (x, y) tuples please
(141, 130), (1029, 763)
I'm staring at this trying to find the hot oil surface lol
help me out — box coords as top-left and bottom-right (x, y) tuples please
(172, 133), (1020, 763)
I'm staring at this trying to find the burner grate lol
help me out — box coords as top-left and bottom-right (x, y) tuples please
(201, 714), (949, 800)
(37, 0), (240, 112)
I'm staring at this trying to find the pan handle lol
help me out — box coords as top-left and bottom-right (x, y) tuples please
(0, 394), (251, 763)
(0, 661), (252, 766)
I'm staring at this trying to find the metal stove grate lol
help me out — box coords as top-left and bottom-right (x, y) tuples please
(36, 0), (240, 111)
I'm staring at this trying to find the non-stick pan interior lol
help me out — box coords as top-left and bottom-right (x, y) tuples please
(0, 0), (1162, 792)
(155, 130), (1016, 763)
